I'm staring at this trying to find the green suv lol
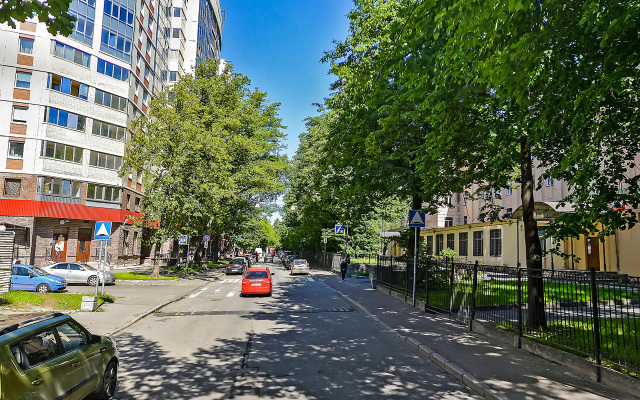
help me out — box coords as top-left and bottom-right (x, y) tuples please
(0, 313), (118, 399)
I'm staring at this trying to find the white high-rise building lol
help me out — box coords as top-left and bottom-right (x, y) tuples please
(0, 0), (222, 266)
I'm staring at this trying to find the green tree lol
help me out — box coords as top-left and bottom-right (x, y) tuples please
(0, 0), (76, 35)
(124, 59), (287, 270)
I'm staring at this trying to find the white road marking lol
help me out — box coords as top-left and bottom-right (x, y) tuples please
(188, 288), (207, 298)
(218, 279), (227, 284)
(307, 278), (314, 282)
(226, 291), (235, 297)
(232, 279), (241, 283)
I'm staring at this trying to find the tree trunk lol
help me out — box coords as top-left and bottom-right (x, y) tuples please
(151, 248), (161, 278)
(213, 236), (220, 262)
(521, 136), (546, 330)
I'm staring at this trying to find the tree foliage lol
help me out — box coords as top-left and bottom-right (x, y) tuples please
(313, 0), (640, 328)
(124, 60), (287, 250)
(0, 0), (76, 35)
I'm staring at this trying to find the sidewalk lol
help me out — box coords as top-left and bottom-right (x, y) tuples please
(316, 271), (636, 400)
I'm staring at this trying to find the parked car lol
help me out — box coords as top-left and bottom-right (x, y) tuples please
(0, 312), (118, 400)
(243, 254), (253, 267)
(10, 264), (67, 293)
(41, 262), (116, 286)
(226, 258), (248, 275)
(240, 267), (273, 296)
(265, 253), (273, 262)
(291, 259), (310, 275)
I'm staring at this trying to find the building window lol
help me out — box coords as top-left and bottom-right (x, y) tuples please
(44, 107), (86, 131)
(41, 141), (84, 163)
(426, 236), (433, 255)
(4, 179), (21, 196)
(463, 216), (468, 225)
(172, 28), (181, 38)
(97, 58), (130, 81)
(473, 231), (483, 256)
(53, 41), (91, 68)
(173, 7), (181, 17)
(435, 234), (444, 255)
(8, 141), (24, 158)
(490, 229), (502, 257)
(134, 197), (140, 211)
(37, 177), (82, 197)
(539, 228), (546, 252)
(494, 190), (500, 198)
(506, 208), (513, 217)
(506, 187), (513, 195)
(100, 0), (134, 62)
(69, 0), (96, 45)
(444, 217), (453, 227)
(47, 73), (89, 100)
(92, 120), (126, 141)
(459, 232), (468, 257)
(19, 37), (34, 54)
(15, 71), (31, 89)
(95, 89), (127, 111)
(463, 193), (468, 205)
(446, 233), (455, 251)
(89, 151), (122, 170)
(169, 71), (177, 81)
(546, 177), (554, 186)
(12, 105), (29, 123)
(87, 183), (122, 202)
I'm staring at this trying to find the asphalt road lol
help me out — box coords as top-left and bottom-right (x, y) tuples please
(108, 260), (480, 399)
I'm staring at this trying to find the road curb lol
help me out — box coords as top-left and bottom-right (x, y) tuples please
(108, 273), (223, 336)
(329, 287), (506, 400)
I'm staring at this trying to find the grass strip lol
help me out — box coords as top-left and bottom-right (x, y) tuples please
(114, 272), (179, 280)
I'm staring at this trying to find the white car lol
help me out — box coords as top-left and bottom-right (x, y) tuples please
(290, 259), (310, 275)
(42, 262), (116, 286)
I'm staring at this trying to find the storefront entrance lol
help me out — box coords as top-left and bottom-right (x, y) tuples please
(52, 228), (68, 262)
(77, 228), (92, 263)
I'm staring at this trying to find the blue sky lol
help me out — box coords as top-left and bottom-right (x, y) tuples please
(220, 0), (352, 159)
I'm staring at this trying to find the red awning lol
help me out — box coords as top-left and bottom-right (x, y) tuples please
(0, 199), (142, 223)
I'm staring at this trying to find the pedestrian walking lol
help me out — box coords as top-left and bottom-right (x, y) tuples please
(340, 258), (348, 280)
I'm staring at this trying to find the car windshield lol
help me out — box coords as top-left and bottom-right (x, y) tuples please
(294, 260), (307, 265)
(82, 264), (97, 271)
(232, 259), (244, 264)
(31, 267), (50, 276)
(245, 271), (268, 279)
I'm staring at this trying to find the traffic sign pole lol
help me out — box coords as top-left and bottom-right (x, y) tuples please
(413, 226), (418, 306)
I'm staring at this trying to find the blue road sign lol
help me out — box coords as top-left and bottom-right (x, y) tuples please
(203, 234), (211, 242)
(335, 225), (345, 235)
(94, 221), (112, 240)
(408, 210), (426, 227)
(179, 235), (189, 245)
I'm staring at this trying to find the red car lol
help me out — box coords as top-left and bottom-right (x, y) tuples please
(241, 267), (272, 296)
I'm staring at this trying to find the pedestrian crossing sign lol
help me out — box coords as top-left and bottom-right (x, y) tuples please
(94, 221), (112, 240)
(335, 225), (345, 235)
(179, 235), (189, 245)
(408, 210), (426, 227)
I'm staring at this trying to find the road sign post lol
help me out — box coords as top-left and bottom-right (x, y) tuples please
(93, 222), (112, 297)
(409, 210), (426, 306)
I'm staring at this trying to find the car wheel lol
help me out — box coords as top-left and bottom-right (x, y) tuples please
(94, 360), (117, 399)
(88, 275), (98, 286)
(36, 283), (50, 293)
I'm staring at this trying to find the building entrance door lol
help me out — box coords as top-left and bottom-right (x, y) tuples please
(52, 229), (68, 262)
(586, 237), (600, 271)
(77, 228), (92, 263)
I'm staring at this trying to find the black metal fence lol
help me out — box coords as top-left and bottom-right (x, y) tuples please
(377, 256), (640, 377)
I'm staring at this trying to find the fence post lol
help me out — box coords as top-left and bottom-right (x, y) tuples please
(517, 267), (523, 348)
(470, 260), (478, 331)
(590, 268), (602, 382)
(425, 257), (430, 312)
(448, 257), (454, 317)
(390, 256), (394, 295)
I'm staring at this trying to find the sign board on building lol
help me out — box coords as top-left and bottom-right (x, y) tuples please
(0, 231), (16, 295)
(94, 221), (112, 240)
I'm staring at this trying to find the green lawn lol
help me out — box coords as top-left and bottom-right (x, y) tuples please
(0, 291), (114, 311)
(114, 272), (179, 280)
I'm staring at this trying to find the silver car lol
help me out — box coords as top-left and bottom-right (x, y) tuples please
(290, 259), (310, 275)
(42, 262), (116, 286)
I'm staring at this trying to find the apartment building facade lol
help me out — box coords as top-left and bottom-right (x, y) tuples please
(0, 0), (223, 266)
